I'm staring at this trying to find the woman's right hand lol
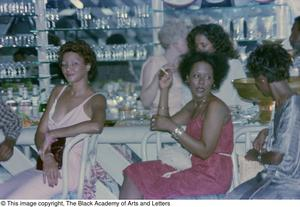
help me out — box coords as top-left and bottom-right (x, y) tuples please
(42, 153), (61, 187)
(252, 128), (269, 152)
(158, 65), (174, 90)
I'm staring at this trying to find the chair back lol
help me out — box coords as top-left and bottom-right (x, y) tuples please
(61, 133), (99, 199)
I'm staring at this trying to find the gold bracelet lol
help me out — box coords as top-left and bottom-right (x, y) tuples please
(171, 126), (185, 140)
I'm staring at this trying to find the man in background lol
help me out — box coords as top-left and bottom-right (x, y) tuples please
(0, 100), (22, 161)
(289, 16), (300, 76)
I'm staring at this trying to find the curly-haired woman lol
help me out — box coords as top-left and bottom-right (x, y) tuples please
(0, 40), (106, 199)
(120, 52), (233, 199)
(187, 23), (250, 109)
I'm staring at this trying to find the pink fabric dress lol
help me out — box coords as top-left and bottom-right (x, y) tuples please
(0, 86), (99, 199)
(123, 115), (234, 199)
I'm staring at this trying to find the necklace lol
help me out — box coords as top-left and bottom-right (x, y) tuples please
(194, 96), (209, 107)
(193, 96), (210, 116)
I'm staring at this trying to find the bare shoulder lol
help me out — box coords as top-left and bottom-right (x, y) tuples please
(49, 85), (65, 100)
(207, 96), (231, 120)
(90, 93), (106, 107)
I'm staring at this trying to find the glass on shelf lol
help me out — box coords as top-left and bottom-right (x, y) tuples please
(0, 1), (35, 16)
(39, 4), (152, 31)
(92, 17), (110, 29)
(245, 16), (258, 40)
(231, 17), (245, 40)
(5, 87), (17, 112)
(46, 45), (59, 62)
(261, 16), (274, 39)
(0, 62), (28, 79)
(93, 44), (148, 61)
(218, 18), (231, 34)
(76, 8), (92, 29)
(46, 8), (60, 29)
(0, 34), (36, 48)
(163, 2), (290, 42)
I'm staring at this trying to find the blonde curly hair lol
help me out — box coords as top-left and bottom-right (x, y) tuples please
(158, 18), (190, 49)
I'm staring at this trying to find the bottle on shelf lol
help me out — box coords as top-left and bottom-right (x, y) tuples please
(5, 88), (17, 112)
(31, 85), (40, 106)
(31, 85), (40, 120)
(16, 85), (25, 104)
(19, 87), (33, 118)
(106, 84), (119, 120)
(38, 88), (48, 118)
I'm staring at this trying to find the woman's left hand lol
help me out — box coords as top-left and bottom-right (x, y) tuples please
(151, 115), (173, 132)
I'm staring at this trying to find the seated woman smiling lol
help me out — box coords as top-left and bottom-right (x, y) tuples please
(0, 40), (106, 199)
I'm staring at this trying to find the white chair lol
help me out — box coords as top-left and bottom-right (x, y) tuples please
(141, 131), (168, 161)
(229, 142), (240, 191)
(60, 133), (100, 199)
(232, 125), (266, 185)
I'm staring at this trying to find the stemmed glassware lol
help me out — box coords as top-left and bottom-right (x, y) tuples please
(0, 34), (36, 47)
(76, 8), (92, 29)
(0, 62), (28, 78)
(93, 44), (147, 61)
(0, 1), (35, 16)
(114, 4), (151, 28)
(232, 17), (245, 40)
(262, 16), (274, 39)
(246, 16), (258, 40)
(46, 8), (60, 29)
(46, 46), (59, 62)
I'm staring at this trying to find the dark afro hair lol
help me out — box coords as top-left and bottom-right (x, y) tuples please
(246, 41), (292, 82)
(179, 52), (229, 90)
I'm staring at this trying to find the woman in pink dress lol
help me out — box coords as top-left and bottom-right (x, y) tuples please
(120, 52), (233, 199)
(0, 40), (106, 199)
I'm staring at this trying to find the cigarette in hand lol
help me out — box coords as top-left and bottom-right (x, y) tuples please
(160, 67), (168, 75)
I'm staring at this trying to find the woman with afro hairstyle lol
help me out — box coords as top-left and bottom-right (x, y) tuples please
(120, 52), (233, 199)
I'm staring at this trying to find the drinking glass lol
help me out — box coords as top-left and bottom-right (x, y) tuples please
(246, 17), (257, 40)
(232, 17), (245, 40)
(262, 16), (274, 39)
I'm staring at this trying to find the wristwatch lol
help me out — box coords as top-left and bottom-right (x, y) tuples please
(257, 154), (262, 162)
